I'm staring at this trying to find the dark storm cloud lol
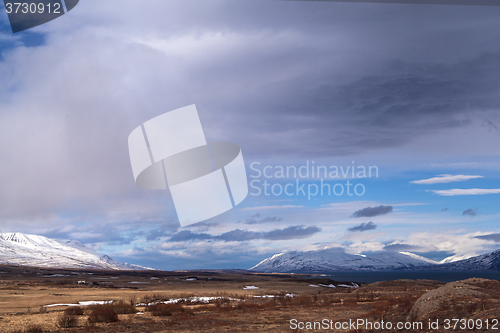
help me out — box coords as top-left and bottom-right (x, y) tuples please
(3, 0), (500, 223)
(352, 205), (393, 218)
(244, 213), (283, 225)
(462, 208), (477, 216)
(168, 225), (321, 242)
(475, 233), (500, 242)
(234, 50), (500, 159)
(347, 221), (377, 232)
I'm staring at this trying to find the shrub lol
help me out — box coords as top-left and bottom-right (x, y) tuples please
(290, 295), (313, 306)
(147, 303), (187, 316)
(397, 295), (418, 312)
(112, 301), (137, 314)
(235, 302), (261, 311)
(88, 308), (118, 323)
(24, 325), (44, 333)
(87, 301), (137, 314)
(64, 306), (84, 316)
(343, 298), (358, 308)
(57, 315), (78, 328)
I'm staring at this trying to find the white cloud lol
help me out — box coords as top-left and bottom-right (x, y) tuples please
(346, 241), (385, 254)
(431, 188), (500, 196)
(394, 231), (495, 258)
(411, 174), (483, 185)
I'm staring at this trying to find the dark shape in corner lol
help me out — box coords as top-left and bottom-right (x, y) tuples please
(64, 0), (78, 11)
(4, 0), (79, 33)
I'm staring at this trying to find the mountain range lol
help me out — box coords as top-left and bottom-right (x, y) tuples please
(0, 233), (149, 270)
(250, 247), (500, 272)
(1, 232), (498, 273)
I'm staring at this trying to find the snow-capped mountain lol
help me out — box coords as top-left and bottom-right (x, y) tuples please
(250, 247), (500, 272)
(250, 247), (438, 272)
(0, 233), (150, 270)
(433, 249), (500, 271)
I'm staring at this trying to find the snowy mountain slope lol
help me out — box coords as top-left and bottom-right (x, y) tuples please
(250, 247), (437, 272)
(0, 233), (150, 270)
(433, 249), (500, 271)
(250, 247), (500, 272)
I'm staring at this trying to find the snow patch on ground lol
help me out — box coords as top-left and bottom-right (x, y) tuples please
(44, 301), (113, 307)
(136, 296), (240, 306)
(253, 293), (297, 298)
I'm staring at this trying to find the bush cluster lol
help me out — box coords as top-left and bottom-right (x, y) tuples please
(146, 303), (189, 316)
(88, 308), (119, 323)
(57, 315), (78, 328)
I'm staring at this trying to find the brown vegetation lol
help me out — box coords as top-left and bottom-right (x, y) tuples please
(0, 267), (497, 332)
(87, 308), (119, 323)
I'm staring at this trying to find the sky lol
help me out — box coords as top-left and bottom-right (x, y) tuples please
(1, 0), (500, 270)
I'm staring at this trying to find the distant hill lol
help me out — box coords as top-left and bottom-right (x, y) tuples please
(250, 247), (500, 273)
(0, 232), (150, 270)
(249, 247), (437, 272)
(430, 249), (500, 271)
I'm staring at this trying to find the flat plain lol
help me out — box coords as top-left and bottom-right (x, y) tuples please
(0, 265), (498, 332)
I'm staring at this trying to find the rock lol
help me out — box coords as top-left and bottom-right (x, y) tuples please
(408, 278), (500, 320)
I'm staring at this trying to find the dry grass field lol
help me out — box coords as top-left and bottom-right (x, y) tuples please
(0, 265), (498, 332)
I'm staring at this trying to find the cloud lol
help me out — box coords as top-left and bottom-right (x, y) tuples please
(113, 240), (279, 270)
(168, 225), (321, 242)
(145, 222), (180, 241)
(431, 188), (500, 196)
(169, 231), (214, 242)
(411, 174), (483, 185)
(244, 214), (283, 225)
(390, 231), (496, 258)
(475, 233), (500, 242)
(351, 205), (393, 218)
(347, 222), (377, 232)
(383, 243), (422, 251)
(241, 205), (304, 211)
(462, 209), (477, 217)
(1, 0), (500, 270)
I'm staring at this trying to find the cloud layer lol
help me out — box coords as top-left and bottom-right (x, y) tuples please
(1, 1), (500, 269)
(168, 225), (321, 242)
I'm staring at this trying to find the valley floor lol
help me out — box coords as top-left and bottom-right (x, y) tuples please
(0, 266), (498, 332)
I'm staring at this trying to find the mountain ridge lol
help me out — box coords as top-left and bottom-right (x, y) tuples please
(250, 247), (500, 272)
(0, 232), (150, 270)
